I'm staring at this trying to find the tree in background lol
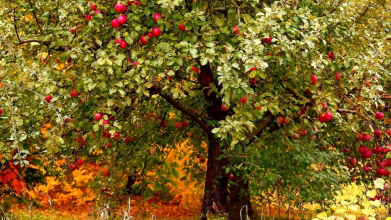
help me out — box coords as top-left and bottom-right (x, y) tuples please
(1, 0), (391, 219)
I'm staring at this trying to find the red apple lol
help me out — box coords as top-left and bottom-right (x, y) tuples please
(77, 159), (84, 165)
(70, 90), (78, 98)
(239, 97), (247, 104)
(318, 113), (326, 123)
(256, 106), (261, 110)
(0, 108), (4, 115)
(102, 130), (111, 138)
(359, 146), (367, 154)
(375, 111), (384, 120)
(120, 41), (127, 49)
(111, 19), (120, 28)
(183, 120), (189, 126)
(190, 66), (199, 73)
(278, 116), (284, 124)
(363, 166), (371, 172)
(133, 61), (139, 66)
(249, 67), (257, 73)
(152, 27), (161, 37)
(85, 14), (92, 21)
(115, 38), (123, 44)
(147, 32), (153, 38)
(114, 3), (127, 13)
(106, 192), (113, 197)
(175, 122), (183, 129)
(324, 112), (333, 121)
(103, 120), (110, 125)
(178, 24), (186, 31)
(311, 75), (317, 85)
(364, 134), (372, 142)
(45, 95), (52, 103)
(70, 163), (78, 171)
(357, 133), (364, 141)
(321, 102), (327, 109)
(374, 130), (382, 137)
(140, 36), (148, 44)
(264, 36), (273, 43)
(232, 25), (239, 35)
(117, 15), (127, 25)
(153, 13), (162, 22)
(361, 150), (372, 159)
(104, 170), (110, 176)
(94, 113), (102, 121)
(335, 72), (341, 80)
(94, 9), (101, 14)
(327, 51), (335, 61)
(350, 158), (357, 166)
(112, 132), (120, 140)
(221, 105), (229, 111)
(160, 120), (167, 128)
(228, 174), (234, 180)
(128, 1), (141, 6)
(90, 3), (97, 10)
(69, 28), (75, 34)
(199, 157), (205, 163)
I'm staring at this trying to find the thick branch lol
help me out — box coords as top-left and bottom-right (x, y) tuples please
(152, 87), (211, 134)
(337, 109), (357, 114)
(246, 112), (276, 145)
(17, 39), (44, 45)
(282, 83), (309, 103)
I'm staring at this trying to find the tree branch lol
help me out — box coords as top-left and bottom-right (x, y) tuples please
(337, 109), (357, 114)
(152, 86), (211, 134)
(17, 39), (44, 45)
(281, 83), (309, 103)
(28, 0), (44, 34)
(13, 8), (21, 43)
(246, 112), (275, 145)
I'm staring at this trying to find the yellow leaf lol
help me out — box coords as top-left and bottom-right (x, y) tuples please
(374, 178), (385, 189)
(345, 214), (356, 220)
(361, 208), (376, 216)
(348, 205), (357, 212)
(316, 212), (327, 220)
(371, 199), (381, 207)
(362, 201), (372, 209)
(385, 217), (391, 220)
(366, 189), (377, 198)
(335, 208), (346, 214)
(368, 218), (376, 220)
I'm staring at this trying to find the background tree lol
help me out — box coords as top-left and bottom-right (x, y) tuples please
(1, 0), (391, 219)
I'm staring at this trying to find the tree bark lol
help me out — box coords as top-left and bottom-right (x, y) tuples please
(125, 171), (139, 195)
(199, 63), (251, 219)
(200, 135), (251, 220)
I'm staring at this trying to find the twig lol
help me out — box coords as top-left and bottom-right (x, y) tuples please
(13, 8), (21, 43)
(27, 0), (44, 34)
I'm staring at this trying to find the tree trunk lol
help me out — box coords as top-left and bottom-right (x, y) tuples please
(125, 171), (139, 195)
(200, 135), (251, 220)
(198, 63), (251, 219)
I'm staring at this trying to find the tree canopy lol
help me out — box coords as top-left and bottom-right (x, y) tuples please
(1, 0), (391, 218)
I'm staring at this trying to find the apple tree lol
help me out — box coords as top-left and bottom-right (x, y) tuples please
(1, 0), (391, 219)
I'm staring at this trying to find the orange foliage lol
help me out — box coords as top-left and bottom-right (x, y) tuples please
(0, 162), (26, 194)
(12, 141), (205, 219)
